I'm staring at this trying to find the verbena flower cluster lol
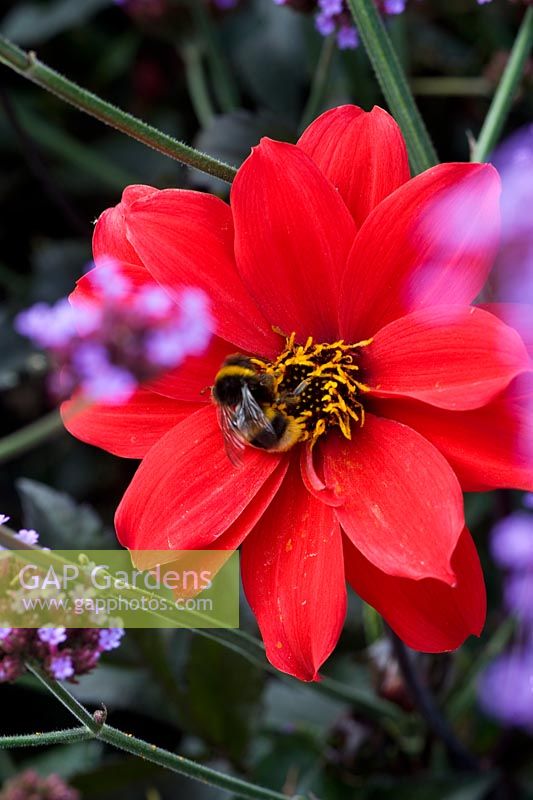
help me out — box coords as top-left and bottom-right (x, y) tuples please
(0, 770), (79, 800)
(272, 0), (406, 50)
(15, 260), (212, 405)
(0, 518), (124, 684)
(478, 494), (533, 731)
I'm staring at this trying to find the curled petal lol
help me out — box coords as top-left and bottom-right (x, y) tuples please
(93, 184), (157, 266)
(344, 527), (486, 652)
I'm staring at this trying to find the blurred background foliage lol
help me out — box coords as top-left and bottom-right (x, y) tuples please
(0, 0), (532, 798)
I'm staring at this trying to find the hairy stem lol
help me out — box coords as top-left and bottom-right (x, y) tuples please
(0, 36), (237, 183)
(346, 0), (438, 175)
(472, 7), (533, 162)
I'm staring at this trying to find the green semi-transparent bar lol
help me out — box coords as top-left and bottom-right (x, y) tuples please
(0, 550), (239, 629)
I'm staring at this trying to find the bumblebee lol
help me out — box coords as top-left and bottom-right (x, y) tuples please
(212, 355), (302, 466)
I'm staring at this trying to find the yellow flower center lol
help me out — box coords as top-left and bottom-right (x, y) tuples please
(254, 332), (373, 447)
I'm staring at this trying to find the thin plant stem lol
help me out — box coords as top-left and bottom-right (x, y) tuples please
(0, 397), (89, 465)
(187, 0), (240, 113)
(27, 665), (300, 800)
(299, 35), (336, 133)
(388, 629), (480, 771)
(346, 0), (438, 175)
(0, 36), (237, 183)
(0, 727), (92, 749)
(181, 43), (216, 129)
(0, 409), (65, 465)
(472, 7), (533, 162)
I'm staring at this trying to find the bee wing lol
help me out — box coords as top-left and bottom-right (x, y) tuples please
(216, 404), (246, 468)
(237, 384), (276, 434)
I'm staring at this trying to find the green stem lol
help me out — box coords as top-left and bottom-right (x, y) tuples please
(299, 35), (336, 133)
(0, 409), (65, 465)
(0, 36), (237, 183)
(346, 0), (438, 175)
(472, 7), (533, 163)
(187, 0), (240, 113)
(28, 666), (298, 800)
(0, 727), (92, 748)
(181, 43), (216, 129)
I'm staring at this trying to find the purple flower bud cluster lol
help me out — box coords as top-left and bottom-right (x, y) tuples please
(0, 518), (124, 684)
(0, 626), (125, 684)
(272, 0), (406, 50)
(15, 259), (212, 405)
(477, 496), (533, 731)
(0, 770), (80, 800)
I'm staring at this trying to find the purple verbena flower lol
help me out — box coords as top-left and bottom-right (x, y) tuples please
(0, 770), (80, 800)
(48, 654), (75, 680)
(478, 652), (533, 731)
(99, 628), (125, 651)
(38, 627), (68, 646)
(491, 512), (533, 571)
(15, 262), (212, 405)
(16, 528), (39, 546)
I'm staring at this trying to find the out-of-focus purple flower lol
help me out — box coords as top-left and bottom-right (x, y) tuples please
(16, 528), (39, 546)
(478, 652), (533, 731)
(491, 511), (533, 571)
(337, 24), (359, 49)
(0, 769), (80, 800)
(99, 628), (125, 651)
(49, 654), (75, 680)
(0, 628), (12, 642)
(491, 125), (533, 304)
(0, 519), (40, 551)
(274, 0), (407, 50)
(212, 0), (239, 8)
(38, 627), (68, 646)
(505, 571), (533, 620)
(15, 262), (213, 406)
(524, 493), (533, 510)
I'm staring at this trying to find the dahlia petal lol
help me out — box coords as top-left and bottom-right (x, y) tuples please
(232, 138), (357, 341)
(340, 163), (501, 339)
(241, 459), (346, 681)
(375, 379), (533, 491)
(323, 415), (464, 583)
(479, 303), (533, 357)
(298, 105), (410, 227)
(125, 189), (279, 357)
(61, 390), (197, 459)
(343, 527), (486, 652)
(206, 459), (289, 551)
(115, 406), (283, 551)
(93, 185), (157, 266)
(366, 306), (530, 410)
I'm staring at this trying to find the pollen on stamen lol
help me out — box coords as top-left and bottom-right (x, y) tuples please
(254, 333), (373, 447)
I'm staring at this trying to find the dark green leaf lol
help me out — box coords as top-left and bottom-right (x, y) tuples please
(16, 477), (113, 549)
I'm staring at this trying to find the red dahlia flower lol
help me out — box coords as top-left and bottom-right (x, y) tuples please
(62, 105), (533, 681)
